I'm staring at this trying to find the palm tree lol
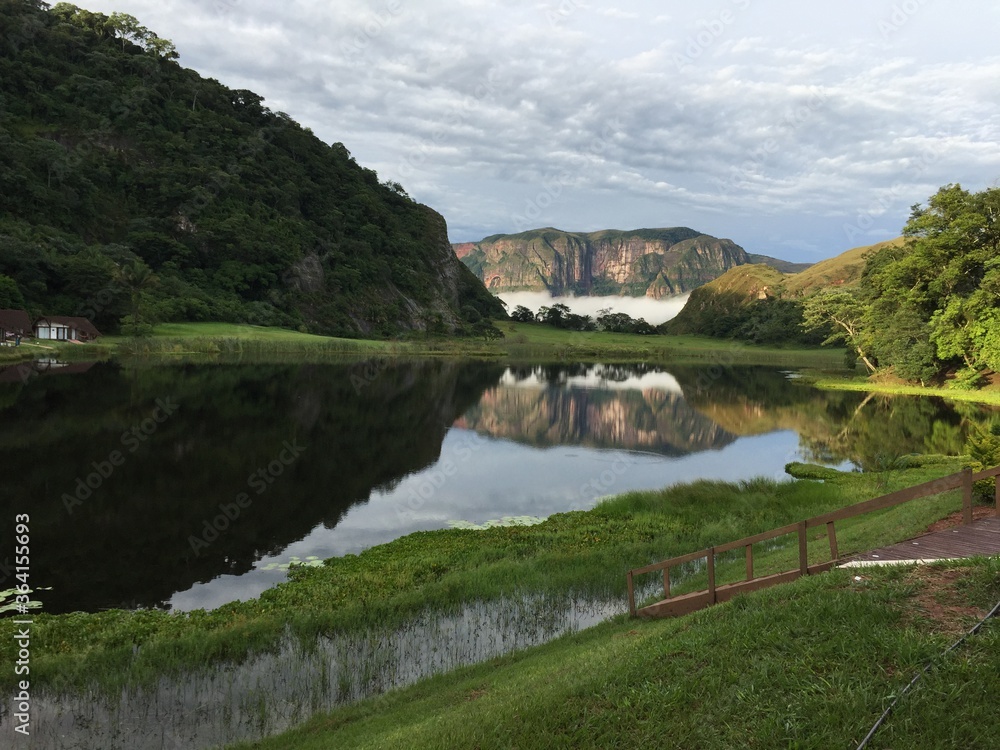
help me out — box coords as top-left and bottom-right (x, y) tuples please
(116, 261), (158, 331)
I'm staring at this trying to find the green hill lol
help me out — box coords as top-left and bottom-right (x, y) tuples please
(784, 238), (904, 297)
(663, 239), (905, 343)
(0, 1), (504, 337)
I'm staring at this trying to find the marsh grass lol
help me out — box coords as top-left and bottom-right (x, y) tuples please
(0, 462), (968, 699)
(228, 557), (1000, 750)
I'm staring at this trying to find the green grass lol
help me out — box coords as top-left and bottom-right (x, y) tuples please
(0, 339), (112, 363)
(0, 462), (972, 698)
(498, 322), (844, 366)
(811, 373), (1000, 407)
(229, 557), (1000, 750)
(47, 320), (847, 367)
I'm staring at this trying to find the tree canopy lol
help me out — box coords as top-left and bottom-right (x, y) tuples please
(803, 184), (1000, 385)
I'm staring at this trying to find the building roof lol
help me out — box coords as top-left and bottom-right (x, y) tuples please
(0, 309), (32, 334)
(35, 315), (102, 338)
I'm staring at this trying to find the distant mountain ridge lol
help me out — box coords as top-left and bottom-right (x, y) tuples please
(455, 227), (754, 298)
(454, 228), (811, 299)
(747, 254), (813, 274)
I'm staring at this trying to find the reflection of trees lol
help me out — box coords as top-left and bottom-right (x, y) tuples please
(672, 365), (992, 467)
(0, 360), (503, 613)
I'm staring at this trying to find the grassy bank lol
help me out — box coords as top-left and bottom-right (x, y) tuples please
(231, 557), (1000, 750)
(2, 321), (847, 367)
(0, 339), (112, 364)
(809, 372), (1000, 407)
(0, 461), (974, 698)
(93, 321), (845, 366)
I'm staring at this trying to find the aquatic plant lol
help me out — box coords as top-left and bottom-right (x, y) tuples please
(447, 516), (546, 530)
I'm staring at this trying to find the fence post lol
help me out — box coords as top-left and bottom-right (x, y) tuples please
(995, 473), (1000, 518)
(798, 521), (808, 575)
(745, 545), (754, 582)
(707, 548), (716, 604)
(627, 571), (635, 618)
(962, 467), (973, 525)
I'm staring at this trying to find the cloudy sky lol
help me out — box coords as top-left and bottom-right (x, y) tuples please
(84, 0), (1000, 261)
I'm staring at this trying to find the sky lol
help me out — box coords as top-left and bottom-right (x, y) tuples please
(82, 0), (1000, 262)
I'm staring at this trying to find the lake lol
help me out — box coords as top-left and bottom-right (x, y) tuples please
(0, 357), (988, 615)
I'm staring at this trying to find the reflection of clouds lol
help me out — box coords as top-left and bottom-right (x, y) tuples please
(499, 291), (690, 325)
(500, 364), (683, 395)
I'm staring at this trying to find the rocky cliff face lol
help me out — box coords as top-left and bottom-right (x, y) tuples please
(455, 227), (750, 298)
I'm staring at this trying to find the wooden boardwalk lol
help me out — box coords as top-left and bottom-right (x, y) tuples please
(629, 466), (1000, 619)
(845, 516), (1000, 565)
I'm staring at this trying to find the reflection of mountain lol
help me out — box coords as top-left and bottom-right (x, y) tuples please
(458, 368), (736, 455)
(0, 360), (503, 613)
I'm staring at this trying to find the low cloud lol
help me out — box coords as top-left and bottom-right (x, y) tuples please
(498, 292), (690, 326)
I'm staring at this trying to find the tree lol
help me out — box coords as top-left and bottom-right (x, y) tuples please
(536, 303), (571, 327)
(801, 289), (877, 372)
(510, 305), (535, 323)
(116, 261), (158, 332)
(0, 274), (24, 309)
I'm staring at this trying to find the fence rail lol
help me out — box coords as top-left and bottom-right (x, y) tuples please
(628, 465), (1000, 619)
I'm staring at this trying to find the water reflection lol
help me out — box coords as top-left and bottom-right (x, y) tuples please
(0, 360), (993, 614)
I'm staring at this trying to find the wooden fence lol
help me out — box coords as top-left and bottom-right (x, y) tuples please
(627, 465), (1000, 619)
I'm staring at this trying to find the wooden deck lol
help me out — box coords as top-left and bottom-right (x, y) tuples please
(845, 516), (1000, 565)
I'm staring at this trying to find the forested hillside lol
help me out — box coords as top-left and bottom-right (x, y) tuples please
(0, 1), (505, 336)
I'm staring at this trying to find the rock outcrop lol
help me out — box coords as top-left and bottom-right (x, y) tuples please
(455, 227), (750, 298)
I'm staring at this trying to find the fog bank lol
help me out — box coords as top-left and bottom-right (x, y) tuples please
(497, 292), (690, 326)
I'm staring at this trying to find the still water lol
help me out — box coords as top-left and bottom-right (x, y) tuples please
(2, 357), (995, 748)
(0, 358), (988, 614)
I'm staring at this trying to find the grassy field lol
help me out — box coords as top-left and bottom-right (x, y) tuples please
(230, 557), (1000, 750)
(14, 320), (844, 367)
(0, 460), (978, 700)
(497, 322), (844, 366)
